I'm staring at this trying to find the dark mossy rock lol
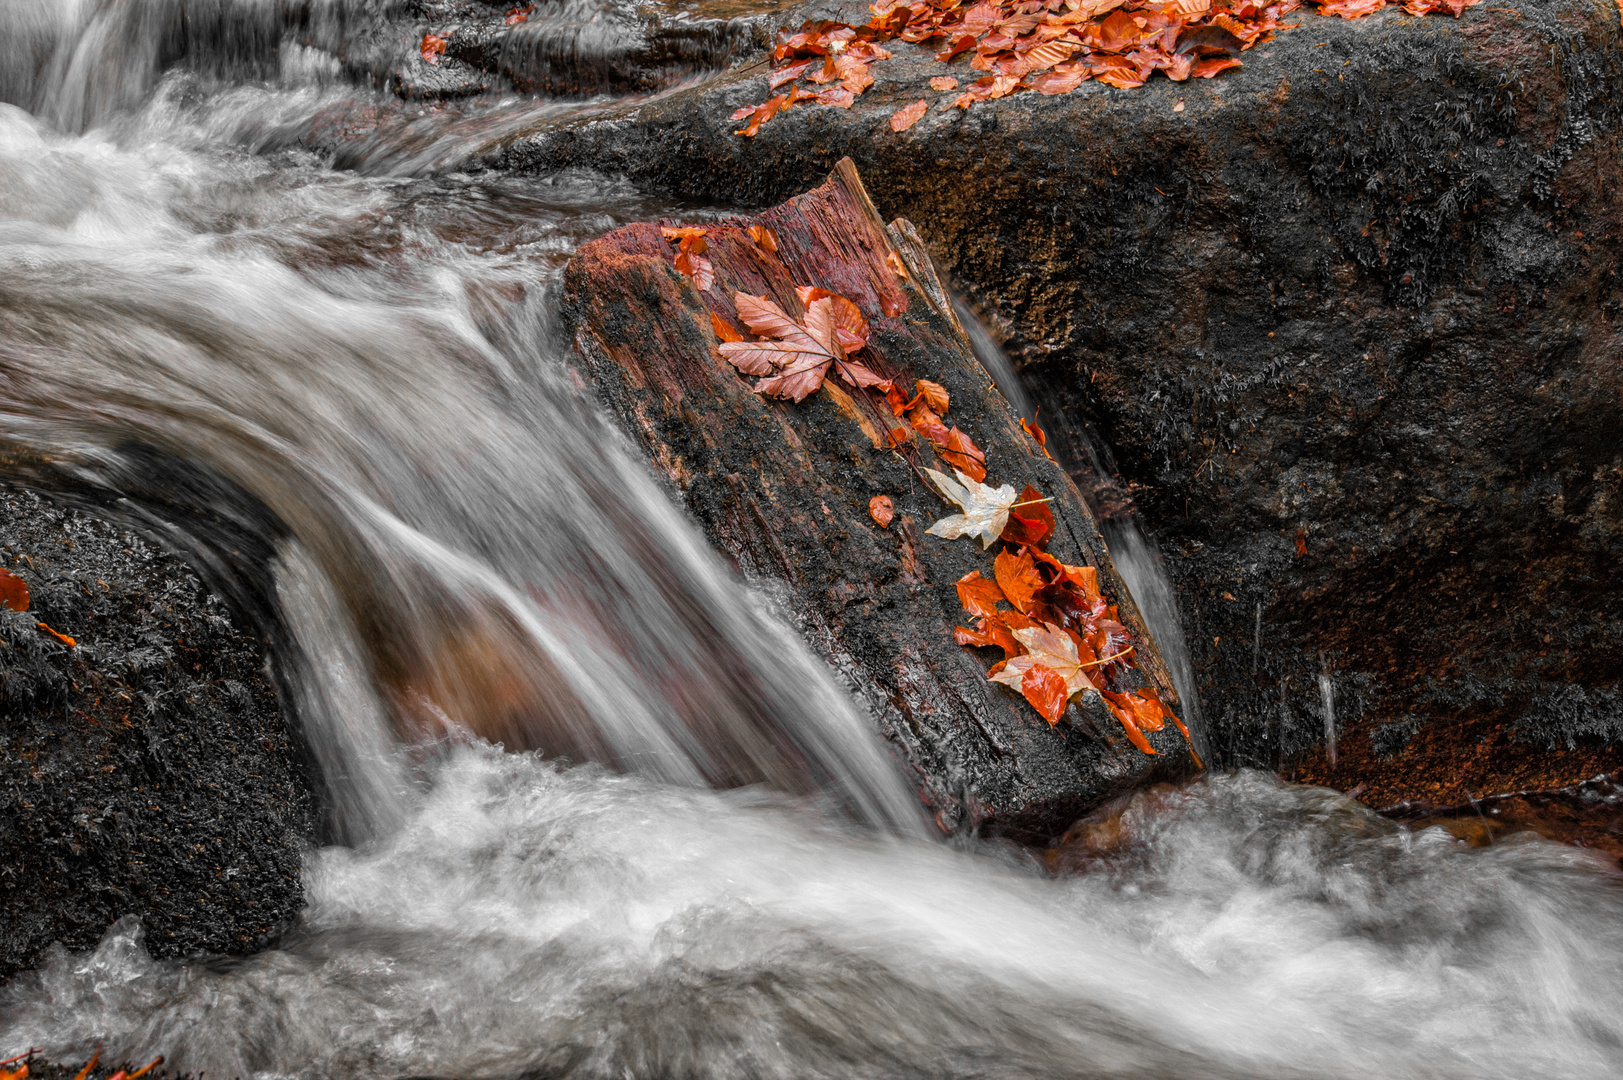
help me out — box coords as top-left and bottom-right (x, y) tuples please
(0, 489), (314, 982)
(413, 0), (1623, 801)
(563, 161), (1200, 838)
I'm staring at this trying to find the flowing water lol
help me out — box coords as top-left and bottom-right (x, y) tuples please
(3, 4), (1623, 1078)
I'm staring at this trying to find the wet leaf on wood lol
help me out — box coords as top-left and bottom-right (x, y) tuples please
(869, 494), (895, 527)
(999, 484), (1054, 548)
(924, 468), (1019, 547)
(955, 569), (1008, 617)
(993, 547), (1044, 613)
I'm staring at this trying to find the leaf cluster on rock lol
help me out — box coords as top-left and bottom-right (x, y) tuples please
(731, 0), (1484, 134)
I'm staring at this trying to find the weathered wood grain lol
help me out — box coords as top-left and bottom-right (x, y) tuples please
(563, 159), (1198, 838)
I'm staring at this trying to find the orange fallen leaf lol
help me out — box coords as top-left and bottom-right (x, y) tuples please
(890, 100), (928, 131)
(660, 225), (709, 241)
(711, 312), (745, 342)
(420, 33), (447, 64)
(0, 567), (28, 612)
(504, 5), (535, 24)
(748, 224), (778, 252)
(1020, 417), (1055, 461)
(1295, 528), (1308, 557)
(994, 547), (1044, 613)
(869, 494), (895, 527)
(36, 622), (75, 649)
(1021, 663), (1071, 725)
(886, 250), (909, 281)
(955, 570), (1008, 618)
(674, 248), (714, 290)
(929, 75), (960, 91)
(1101, 691), (1158, 754)
(955, 615), (1024, 660)
(989, 621), (1097, 705)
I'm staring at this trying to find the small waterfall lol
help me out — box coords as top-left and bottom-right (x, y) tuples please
(950, 297), (1210, 762)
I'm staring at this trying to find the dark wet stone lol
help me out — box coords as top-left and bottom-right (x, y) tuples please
(0, 489), (315, 982)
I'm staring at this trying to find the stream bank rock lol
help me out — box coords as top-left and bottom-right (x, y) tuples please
(463, 0), (1623, 801)
(563, 161), (1200, 838)
(0, 489), (314, 982)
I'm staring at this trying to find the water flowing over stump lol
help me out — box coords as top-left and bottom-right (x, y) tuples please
(480, 0), (1623, 804)
(563, 160), (1200, 836)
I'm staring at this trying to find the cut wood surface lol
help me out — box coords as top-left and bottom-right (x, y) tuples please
(563, 159), (1199, 837)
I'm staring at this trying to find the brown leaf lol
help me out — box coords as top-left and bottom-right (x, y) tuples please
(955, 570), (1008, 618)
(914, 379), (950, 414)
(769, 59), (815, 88)
(816, 87), (856, 108)
(994, 548), (1044, 614)
(718, 292), (841, 401)
(420, 33), (447, 64)
(1295, 528), (1308, 557)
(869, 494), (895, 527)
(890, 100), (929, 131)
(1021, 663), (1071, 725)
(505, 5), (535, 25)
(929, 75), (960, 91)
(674, 249), (714, 290)
(748, 225), (778, 252)
(661, 225), (709, 241)
(735, 93), (791, 136)
(0, 568), (29, 613)
(36, 621), (75, 648)
(1191, 56), (1242, 78)
(935, 427), (987, 482)
(886, 250), (909, 281)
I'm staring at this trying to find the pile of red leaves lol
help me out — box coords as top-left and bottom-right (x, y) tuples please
(884, 378), (988, 479)
(733, 0), (1482, 134)
(951, 489), (1199, 759)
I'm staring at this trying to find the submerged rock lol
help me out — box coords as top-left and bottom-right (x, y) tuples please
(0, 489), (314, 982)
(458, 0), (1623, 799)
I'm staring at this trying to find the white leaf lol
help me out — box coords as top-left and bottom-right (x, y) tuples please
(923, 468), (1018, 548)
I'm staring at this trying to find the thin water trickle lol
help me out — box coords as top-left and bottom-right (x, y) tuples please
(1319, 668), (1337, 768)
(1, 6), (1622, 1079)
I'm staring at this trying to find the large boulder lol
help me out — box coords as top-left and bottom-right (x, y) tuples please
(0, 488), (314, 981)
(415, 0), (1623, 804)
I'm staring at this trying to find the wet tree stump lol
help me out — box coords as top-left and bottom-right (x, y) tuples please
(563, 159), (1200, 837)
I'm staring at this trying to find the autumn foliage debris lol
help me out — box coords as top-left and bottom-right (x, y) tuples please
(0, 565), (75, 648)
(731, 0), (1482, 134)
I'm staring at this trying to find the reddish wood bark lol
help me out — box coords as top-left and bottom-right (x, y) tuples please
(563, 159), (1198, 837)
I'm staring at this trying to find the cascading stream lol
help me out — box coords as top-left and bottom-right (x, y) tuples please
(2, 6), (1622, 1079)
